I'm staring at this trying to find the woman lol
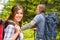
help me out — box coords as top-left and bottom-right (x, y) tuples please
(3, 4), (24, 40)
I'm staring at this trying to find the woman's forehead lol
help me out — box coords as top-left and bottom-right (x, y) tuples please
(18, 9), (23, 12)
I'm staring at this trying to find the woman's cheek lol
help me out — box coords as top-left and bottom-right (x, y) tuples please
(21, 14), (23, 18)
(18, 14), (23, 21)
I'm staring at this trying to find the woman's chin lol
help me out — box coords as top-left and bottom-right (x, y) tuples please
(17, 20), (21, 22)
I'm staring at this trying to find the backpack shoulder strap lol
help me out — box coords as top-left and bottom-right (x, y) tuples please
(4, 21), (15, 28)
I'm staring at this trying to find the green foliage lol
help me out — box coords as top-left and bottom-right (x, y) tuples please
(0, 0), (60, 40)
(23, 29), (34, 39)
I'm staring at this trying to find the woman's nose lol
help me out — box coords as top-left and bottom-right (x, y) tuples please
(18, 14), (23, 17)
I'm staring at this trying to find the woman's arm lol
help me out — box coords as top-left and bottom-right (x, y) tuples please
(12, 24), (20, 40)
(21, 20), (36, 31)
(11, 32), (19, 40)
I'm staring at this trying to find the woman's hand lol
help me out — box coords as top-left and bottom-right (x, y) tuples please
(14, 24), (20, 33)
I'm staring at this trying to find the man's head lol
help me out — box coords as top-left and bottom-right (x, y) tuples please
(36, 4), (46, 14)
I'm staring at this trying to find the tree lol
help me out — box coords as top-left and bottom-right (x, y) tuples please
(0, 0), (60, 40)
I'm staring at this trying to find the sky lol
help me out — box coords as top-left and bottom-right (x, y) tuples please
(0, 0), (8, 13)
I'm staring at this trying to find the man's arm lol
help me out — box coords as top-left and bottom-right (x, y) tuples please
(21, 20), (36, 31)
(21, 15), (41, 31)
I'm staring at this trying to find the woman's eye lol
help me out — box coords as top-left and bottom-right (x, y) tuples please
(20, 13), (23, 14)
(16, 12), (19, 14)
(16, 12), (23, 14)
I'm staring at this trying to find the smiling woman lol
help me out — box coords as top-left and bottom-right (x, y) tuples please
(3, 4), (24, 40)
(8, 4), (23, 23)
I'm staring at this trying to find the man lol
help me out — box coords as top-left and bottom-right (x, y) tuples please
(21, 4), (46, 40)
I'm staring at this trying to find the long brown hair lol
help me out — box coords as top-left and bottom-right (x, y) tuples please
(8, 4), (23, 20)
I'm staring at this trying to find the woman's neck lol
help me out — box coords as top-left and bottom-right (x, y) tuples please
(12, 20), (19, 25)
(8, 20), (19, 25)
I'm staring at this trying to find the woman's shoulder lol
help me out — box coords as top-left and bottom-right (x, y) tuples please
(7, 24), (14, 28)
(5, 24), (14, 30)
(4, 24), (15, 32)
(5, 20), (15, 28)
(5, 20), (15, 30)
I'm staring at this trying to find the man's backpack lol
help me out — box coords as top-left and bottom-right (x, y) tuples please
(45, 12), (58, 40)
(0, 20), (15, 40)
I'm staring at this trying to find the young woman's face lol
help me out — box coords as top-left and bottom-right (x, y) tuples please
(14, 9), (23, 22)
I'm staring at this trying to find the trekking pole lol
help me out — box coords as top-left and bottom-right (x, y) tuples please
(33, 28), (37, 40)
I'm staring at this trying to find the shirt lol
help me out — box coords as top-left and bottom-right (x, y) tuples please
(3, 24), (23, 40)
(33, 13), (45, 40)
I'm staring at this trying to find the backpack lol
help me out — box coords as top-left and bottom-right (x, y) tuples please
(45, 12), (58, 40)
(0, 20), (15, 40)
(0, 20), (6, 40)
